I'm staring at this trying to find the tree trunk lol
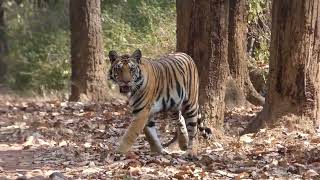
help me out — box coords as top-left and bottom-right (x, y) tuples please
(69, 0), (109, 102)
(0, 0), (7, 82)
(226, 0), (264, 108)
(177, 0), (229, 130)
(244, 0), (320, 133)
(176, 0), (193, 52)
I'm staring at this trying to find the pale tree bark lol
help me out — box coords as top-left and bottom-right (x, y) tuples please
(245, 0), (320, 133)
(226, 0), (264, 108)
(69, 0), (109, 102)
(177, 0), (229, 130)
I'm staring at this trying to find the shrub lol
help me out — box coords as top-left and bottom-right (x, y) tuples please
(5, 1), (70, 92)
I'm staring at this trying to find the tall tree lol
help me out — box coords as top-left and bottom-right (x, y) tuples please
(226, 0), (264, 108)
(176, 0), (193, 53)
(245, 0), (320, 133)
(69, 0), (109, 102)
(177, 0), (229, 130)
(0, 0), (7, 82)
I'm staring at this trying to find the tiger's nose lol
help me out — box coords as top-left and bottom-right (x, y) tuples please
(122, 80), (130, 84)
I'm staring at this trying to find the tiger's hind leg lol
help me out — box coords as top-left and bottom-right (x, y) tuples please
(182, 104), (199, 157)
(143, 117), (168, 154)
(162, 111), (189, 151)
(175, 111), (189, 151)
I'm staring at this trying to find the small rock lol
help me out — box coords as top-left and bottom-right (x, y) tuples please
(59, 140), (68, 147)
(84, 142), (92, 148)
(16, 176), (27, 180)
(129, 166), (141, 176)
(240, 134), (254, 144)
(62, 161), (70, 166)
(49, 172), (66, 180)
(82, 167), (102, 176)
(304, 169), (319, 179)
(212, 142), (223, 149)
(0, 107), (8, 114)
(88, 161), (95, 167)
(200, 154), (218, 166)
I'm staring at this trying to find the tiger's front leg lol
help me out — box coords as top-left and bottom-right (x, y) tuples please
(116, 106), (151, 154)
(144, 117), (167, 154)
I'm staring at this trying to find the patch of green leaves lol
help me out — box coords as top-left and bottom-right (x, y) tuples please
(4, 0), (176, 93)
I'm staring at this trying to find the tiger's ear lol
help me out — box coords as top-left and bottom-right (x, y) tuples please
(132, 49), (142, 63)
(108, 50), (118, 64)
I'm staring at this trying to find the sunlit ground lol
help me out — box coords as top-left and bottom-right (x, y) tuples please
(0, 89), (320, 179)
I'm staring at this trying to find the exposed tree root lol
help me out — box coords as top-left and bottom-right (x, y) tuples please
(245, 80), (265, 106)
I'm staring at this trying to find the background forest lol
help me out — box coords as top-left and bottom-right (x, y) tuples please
(0, 0), (269, 95)
(2, 0), (320, 179)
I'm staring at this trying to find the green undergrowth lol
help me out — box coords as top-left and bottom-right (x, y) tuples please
(2, 0), (269, 95)
(3, 0), (176, 94)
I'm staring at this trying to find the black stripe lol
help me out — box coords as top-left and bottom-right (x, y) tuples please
(131, 79), (143, 96)
(184, 104), (191, 111)
(172, 60), (185, 78)
(165, 58), (182, 102)
(170, 98), (175, 108)
(157, 61), (170, 101)
(175, 56), (190, 96)
(187, 122), (197, 127)
(162, 98), (166, 110)
(166, 62), (174, 94)
(187, 62), (193, 100)
(132, 93), (144, 107)
(166, 62), (173, 97)
(147, 121), (155, 127)
(185, 109), (198, 118)
(176, 82), (182, 98)
(132, 106), (144, 114)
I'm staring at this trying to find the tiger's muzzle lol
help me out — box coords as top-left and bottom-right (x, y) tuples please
(119, 85), (131, 94)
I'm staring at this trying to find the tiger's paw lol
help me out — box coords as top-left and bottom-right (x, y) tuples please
(115, 148), (126, 154)
(115, 143), (130, 154)
(160, 148), (171, 155)
(182, 149), (198, 161)
(181, 153), (198, 161)
(150, 148), (171, 155)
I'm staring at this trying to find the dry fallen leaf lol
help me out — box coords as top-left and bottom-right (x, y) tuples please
(1, 97), (320, 179)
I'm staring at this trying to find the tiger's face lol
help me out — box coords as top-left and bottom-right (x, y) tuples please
(108, 49), (143, 94)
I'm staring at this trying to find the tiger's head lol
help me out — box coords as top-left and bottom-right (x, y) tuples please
(108, 49), (143, 94)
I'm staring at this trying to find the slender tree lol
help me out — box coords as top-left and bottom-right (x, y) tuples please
(69, 0), (109, 102)
(177, 0), (229, 130)
(0, 0), (7, 82)
(176, 0), (193, 53)
(245, 0), (320, 133)
(226, 0), (264, 108)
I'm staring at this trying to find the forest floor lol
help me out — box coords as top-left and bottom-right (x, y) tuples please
(0, 88), (320, 179)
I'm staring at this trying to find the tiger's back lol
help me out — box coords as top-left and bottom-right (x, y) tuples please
(130, 52), (199, 117)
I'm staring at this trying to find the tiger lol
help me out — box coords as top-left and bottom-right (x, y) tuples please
(108, 49), (210, 156)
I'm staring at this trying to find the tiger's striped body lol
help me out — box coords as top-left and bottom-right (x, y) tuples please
(109, 49), (200, 154)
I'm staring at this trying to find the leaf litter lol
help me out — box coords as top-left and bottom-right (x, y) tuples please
(0, 97), (319, 179)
